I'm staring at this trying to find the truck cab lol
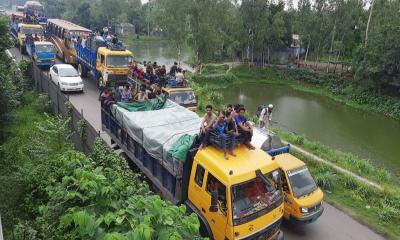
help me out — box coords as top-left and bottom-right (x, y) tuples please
(15, 23), (43, 53)
(188, 146), (284, 240)
(162, 87), (197, 112)
(274, 153), (324, 224)
(95, 47), (133, 87)
(26, 41), (56, 68)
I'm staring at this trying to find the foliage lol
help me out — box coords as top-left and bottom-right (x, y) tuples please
(275, 129), (391, 183)
(200, 64), (229, 75)
(0, 99), (201, 239)
(296, 151), (400, 239)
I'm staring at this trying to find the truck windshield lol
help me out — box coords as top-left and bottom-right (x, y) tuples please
(107, 55), (132, 68)
(231, 171), (282, 226)
(36, 44), (55, 53)
(170, 91), (196, 105)
(59, 68), (79, 77)
(287, 166), (317, 198)
(21, 28), (43, 36)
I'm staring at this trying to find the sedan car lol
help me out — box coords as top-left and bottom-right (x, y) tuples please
(49, 64), (84, 92)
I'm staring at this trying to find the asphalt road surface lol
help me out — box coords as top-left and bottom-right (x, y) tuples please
(9, 48), (386, 240)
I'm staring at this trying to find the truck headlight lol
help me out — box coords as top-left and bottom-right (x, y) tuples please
(301, 207), (308, 213)
(61, 81), (68, 85)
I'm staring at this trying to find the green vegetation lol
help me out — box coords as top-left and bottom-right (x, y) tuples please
(192, 66), (400, 120)
(293, 149), (400, 240)
(0, 93), (201, 239)
(0, 14), (201, 239)
(192, 64), (400, 239)
(200, 64), (229, 75)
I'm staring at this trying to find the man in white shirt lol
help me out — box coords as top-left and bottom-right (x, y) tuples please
(258, 104), (273, 132)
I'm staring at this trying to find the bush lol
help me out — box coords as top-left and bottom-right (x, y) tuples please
(192, 72), (237, 84)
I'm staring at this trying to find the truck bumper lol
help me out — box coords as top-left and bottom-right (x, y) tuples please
(289, 206), (324, 224)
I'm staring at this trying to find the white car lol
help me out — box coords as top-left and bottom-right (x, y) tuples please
(49, 64), (84, 92)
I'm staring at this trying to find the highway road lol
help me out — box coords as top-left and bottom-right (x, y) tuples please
(8, 48), (386, 240)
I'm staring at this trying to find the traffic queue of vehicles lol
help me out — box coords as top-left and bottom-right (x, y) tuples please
(9, 3), (324, 239)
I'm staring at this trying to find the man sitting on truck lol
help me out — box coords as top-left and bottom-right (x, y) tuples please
(200, 105), (216, 135)
(199, 110), (236, 159)
(235, 107), (255, 150)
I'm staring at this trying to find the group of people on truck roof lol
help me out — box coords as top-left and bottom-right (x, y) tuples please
(129, 61), (188, 87)
(99, 83), (168, 109)
(199, 104), (256, 160)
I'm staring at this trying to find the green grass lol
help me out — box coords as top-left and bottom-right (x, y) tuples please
(299, 152), (400, 240)
(274, 129), (393, 184)
(0, 92), (52, 235)
(201, 64), (229, 75)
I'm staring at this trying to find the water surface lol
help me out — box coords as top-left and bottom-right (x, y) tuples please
(222, 83), (400, 177)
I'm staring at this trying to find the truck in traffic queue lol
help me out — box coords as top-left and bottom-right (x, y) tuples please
(128, 73), (198, 112)
(252, 128), (324, 224)
(162, 86), (198, 112)
(26, 41), (56, 68)
(75, 36), (133, 88)
(10, 12), (44, 54)
(101, 100), (285, 240)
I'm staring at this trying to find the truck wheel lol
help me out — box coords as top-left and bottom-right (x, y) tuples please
(98, 76), (104, 89)
(78, 64), (87, 78)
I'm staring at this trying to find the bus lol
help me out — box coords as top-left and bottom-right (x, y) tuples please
(46, 18), (91, 64)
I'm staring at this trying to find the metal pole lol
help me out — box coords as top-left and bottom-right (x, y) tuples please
(0, 214), (4, 240)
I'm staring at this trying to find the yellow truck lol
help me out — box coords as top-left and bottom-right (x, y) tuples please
(102, 101), (285, 239)
(274, 153), (324, 224)
(75, 36), (133, 87)
(11, 22), (43, 54)
(252, 129), (324, 224)
(162, 86), (197, 112)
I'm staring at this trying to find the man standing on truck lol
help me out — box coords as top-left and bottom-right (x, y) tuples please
(259, 104), (274, 132)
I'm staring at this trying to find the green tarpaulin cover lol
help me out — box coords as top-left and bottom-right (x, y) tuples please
(167, 134), (198, 162)
(116, 96), (168, 112)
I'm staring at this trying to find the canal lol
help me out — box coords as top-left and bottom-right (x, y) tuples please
(127, 39), (400, 178)
(222, 83), (400, 177)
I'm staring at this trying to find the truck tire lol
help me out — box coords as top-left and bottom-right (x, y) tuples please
(78, 64), (87, 78)
(98, 76), (104, 89)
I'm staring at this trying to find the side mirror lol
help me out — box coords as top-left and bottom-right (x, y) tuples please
(209, 190), (218, 213)
(272, 170), (279, 184)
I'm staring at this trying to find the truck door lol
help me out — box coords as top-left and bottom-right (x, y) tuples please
(204, 172), (228, 240)
(281, 171), (292, 218)
(97, 53), (105, 73)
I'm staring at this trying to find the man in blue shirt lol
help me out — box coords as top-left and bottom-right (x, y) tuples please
(235, 107), (255, 149)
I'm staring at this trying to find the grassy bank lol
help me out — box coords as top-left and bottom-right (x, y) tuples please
(0, 92), (201, 239)
(192, 65), (400, 120)
(293, 147), (400, 240)
(191, 66), (400, 239)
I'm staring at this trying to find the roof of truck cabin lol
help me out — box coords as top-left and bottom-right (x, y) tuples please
(97, 47), (133, 56)
(47, 19), (91, 33)
(195, 145), (280, 186)
(274, 153), (305, 171)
